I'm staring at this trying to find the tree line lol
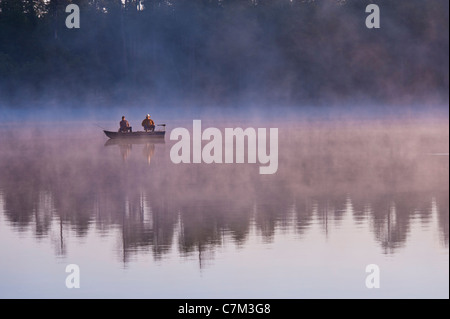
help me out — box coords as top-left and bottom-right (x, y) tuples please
(0, 0), (448, 108)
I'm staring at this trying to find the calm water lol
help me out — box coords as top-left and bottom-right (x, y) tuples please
(0, 118), (448, 298)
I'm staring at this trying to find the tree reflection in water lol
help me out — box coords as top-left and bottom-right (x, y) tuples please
(0, 119), (448, 268)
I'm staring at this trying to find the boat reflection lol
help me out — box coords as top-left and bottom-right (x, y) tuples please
(104, 138), (165, 163)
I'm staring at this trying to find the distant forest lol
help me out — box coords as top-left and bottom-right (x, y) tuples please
(0, 0), (448, 108)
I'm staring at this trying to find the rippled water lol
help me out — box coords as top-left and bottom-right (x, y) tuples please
(0, 118), (448, 298)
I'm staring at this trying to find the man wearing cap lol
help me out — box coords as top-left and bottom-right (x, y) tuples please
(119, 116), (132, 133)
(142, 114), (155, 132)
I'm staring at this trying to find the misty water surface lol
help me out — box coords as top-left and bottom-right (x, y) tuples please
(0, 117), (448, 298)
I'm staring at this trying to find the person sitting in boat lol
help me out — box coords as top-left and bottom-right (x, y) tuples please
(119, 116), (132, 133)
(142, 114), (155, 132)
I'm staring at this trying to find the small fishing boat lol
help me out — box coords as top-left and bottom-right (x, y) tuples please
(103, 124), (166, 139)
(103, 130), (165, 139)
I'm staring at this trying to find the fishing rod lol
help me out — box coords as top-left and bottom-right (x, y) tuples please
(94, 123), (107, 130)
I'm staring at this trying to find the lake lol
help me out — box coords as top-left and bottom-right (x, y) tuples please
(0, 117), (448, 298)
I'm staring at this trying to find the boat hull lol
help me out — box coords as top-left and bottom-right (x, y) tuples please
(103, 130), (165, 139)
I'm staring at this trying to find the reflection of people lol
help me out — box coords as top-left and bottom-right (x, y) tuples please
(119, 143), (132, 161)
(143, 143), (155, 165)
(119, 116), (132, 133)
(141, 114), (155, 132)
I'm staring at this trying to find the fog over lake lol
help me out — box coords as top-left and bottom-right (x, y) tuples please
(0, 0), (448, 300)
